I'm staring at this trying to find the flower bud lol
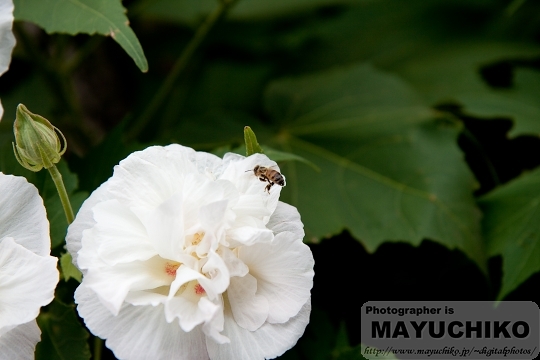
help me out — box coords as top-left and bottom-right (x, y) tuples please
(12, 104), (67, 172)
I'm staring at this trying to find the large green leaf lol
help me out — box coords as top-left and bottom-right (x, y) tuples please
(457, 68), (540, 137)
(35, 300), (91, 360)
(265, 64), (485, 270)
(14, 0), (148, 72)
(393, 42), (540, 105)
(478, 168), (540, 300)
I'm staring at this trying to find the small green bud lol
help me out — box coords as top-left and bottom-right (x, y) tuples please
(12, 104), (67, 172)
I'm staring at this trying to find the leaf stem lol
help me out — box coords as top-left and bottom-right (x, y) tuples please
(126, 0), (239, 140)
(47, 164), (75, 224)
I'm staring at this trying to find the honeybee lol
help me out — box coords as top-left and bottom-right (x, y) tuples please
(247, 165), (286, 193)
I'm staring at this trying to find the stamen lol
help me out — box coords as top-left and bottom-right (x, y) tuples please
(194, 283), (206, 295)
(192, 232), (204, 246)
(165, 262), (180, 276)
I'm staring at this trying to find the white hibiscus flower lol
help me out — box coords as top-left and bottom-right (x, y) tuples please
(66, 144), (314, 359)
(0, 0), (16, 121)
(0, 173), (60, 360)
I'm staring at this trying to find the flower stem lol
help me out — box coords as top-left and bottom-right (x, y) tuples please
(47, 164), (75, 224)
(126, 0), (239, 140)
(93, 337), (103, 360)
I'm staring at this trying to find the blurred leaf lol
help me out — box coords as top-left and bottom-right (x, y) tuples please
(298, 307), (337, 360)
(139, 0), (365, 24)
(35, 300), (91, 360)
(478, 168), (540, 300)
(71, 121), (144, 193)
(263, 146), (320, 171)
(265, 64), (485, 271)
(60, 252), (82, 282)
(457, 68), (540, 137)
(393, 42), (540, 105)
(14, 0), (148, 72)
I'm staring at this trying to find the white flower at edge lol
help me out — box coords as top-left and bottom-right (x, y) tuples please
(0, 0), (16, 121)
(66, 144), (314, 359)
(0, 173), (60, 360)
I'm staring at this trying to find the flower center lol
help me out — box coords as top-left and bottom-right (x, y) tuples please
(190, 232), (205, 246)
(165, 261), (180, 276)
(194, 283), (206, 295)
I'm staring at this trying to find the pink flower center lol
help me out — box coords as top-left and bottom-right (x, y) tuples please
(194, 283), (206, 295)
(165, 262), (180, 276)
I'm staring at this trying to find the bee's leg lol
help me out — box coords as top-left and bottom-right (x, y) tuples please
(265, 182), (274, 193)
(259, 177), (267, 182)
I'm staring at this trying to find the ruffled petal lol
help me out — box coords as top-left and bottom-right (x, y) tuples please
(228, 274), (269, 331)
(83, 256), (174, 315)
(92, 199), (155, 266)
(0, 320), (41, 360)
(66, 183), (110, 266)
(206, 299), (311, 360)
(266, 202), (305, 240)
(76, 284), (210, 360)
(0, 238), (58, 329)
(219, 153), (281, 221)
(0, 0), (15, 79)
(239, 232), (314, 324)
(0, 173), (49, 256)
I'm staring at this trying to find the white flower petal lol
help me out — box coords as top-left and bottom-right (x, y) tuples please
(92, 199), (155, 265)
(144, 193), (185, 261)
(228, 274), (269, 331)
(0, 237), (58, 329)
(165, 294), (219, 333)
(0, 0), (15, 79)
(84, 256), (173, 315)
(0, 173), (49, 256)
(219, 247), (248, 278)
(0, 320), (41, 360)
(206, 299), (311, 360)
(266, 201), (305, 239)
(227, 226), (274, 247)
(67, 183), (109, 267)
(76, 284), (210, 360)
(239, 231), (314, 324)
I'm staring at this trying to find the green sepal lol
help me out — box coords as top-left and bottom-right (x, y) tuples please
(244, 126), (264, 156)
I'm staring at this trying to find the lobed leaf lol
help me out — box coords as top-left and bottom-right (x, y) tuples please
(265, 64), (485, 271)
(478, 168), (540, 300)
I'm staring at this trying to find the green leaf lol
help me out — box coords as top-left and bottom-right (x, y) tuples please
(265, 64), (485, 271)
(14, 0), (148, 72)
(263, 146), (320, 171)
(139, 0), (364, 25)
(35, 300), (91, 360)
(457, 68), (540, 137)
(393, 42), (540, 105)
(244, 126), (264, 156)
(478, 168), (540, 300)
(60, 252), (82, 282)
